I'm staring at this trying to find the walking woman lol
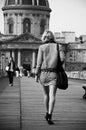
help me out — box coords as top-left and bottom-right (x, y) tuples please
(35, 30), (65, 124)
(8, 57), (15, 86)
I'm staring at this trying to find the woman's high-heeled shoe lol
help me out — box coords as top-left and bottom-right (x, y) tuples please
(45, 113), (54, 125)
(47, 114), (54, 125)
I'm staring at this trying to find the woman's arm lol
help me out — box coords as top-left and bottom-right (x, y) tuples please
(35, 46), (43, 82)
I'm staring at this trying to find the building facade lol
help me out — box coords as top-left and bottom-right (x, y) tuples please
(54, 32), (86, 72)
(2, 0), (51, 37)
(66, 42), (86, 71)
(0, 0), (51, 76)
(0, 0), (86, 79)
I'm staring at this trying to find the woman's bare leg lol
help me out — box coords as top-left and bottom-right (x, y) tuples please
(42, 86), (49, 113)
(49, 85), (57, 114)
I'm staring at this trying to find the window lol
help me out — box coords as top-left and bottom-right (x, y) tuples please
(39, 0), (46, 6)
(8, 0), (15, 5)
(9, 24), (13, 34)
(22, 0), (32, 5)
(23, 18), (31, 33)
(40, 19), (46, 35)
(8, 18), (14, 34)
(34, 0), (37, 5)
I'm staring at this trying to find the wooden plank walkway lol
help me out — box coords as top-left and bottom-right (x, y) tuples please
(0, 77), (20, 130)
(0, 77), (86, 130)
(20, 77), (86, 130)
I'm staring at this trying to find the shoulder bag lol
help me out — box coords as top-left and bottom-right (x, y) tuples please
(56, 44), (68, 90)
(5, 65), (9, 72)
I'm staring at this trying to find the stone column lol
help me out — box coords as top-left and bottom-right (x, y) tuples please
(18, 50), (21, 67)
(15, 13), (18, 35)
(12, 50), (15, 60)
(15, 0), (17, 4)
(20, 0), (22, 4)
(17, 13), (23, 35)
(32, 51), (36, 73)
(32, 0), (34, 5)
(1, 53), (5, 71)
(4, 13), (8, 35)
(46, 16), (50, 30)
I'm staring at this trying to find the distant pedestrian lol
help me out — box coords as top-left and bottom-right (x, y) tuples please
(8, 57), (15, 86)
(35, 30), (65, 124)
(19, 66), (24, 77)
(15, 66), (20, 77)
(27, 64), (31, 77)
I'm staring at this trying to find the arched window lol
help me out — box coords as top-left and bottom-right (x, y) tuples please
(8, 18), (14, 34)
(22, 0), (32, 5)
(39, 0), (46, 6)
(40, 19), (46, 35)
(23, 18), (31, 33)
(8, 0), (15, 5)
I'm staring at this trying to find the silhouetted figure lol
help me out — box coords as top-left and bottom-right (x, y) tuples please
(15, 66), (20, 77)
(8, 57), (15, 86)
(27, 64), (31, 77)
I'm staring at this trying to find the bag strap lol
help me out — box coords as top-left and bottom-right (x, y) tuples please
(57, 44), (64, 72)
(57, 44), (62, 64)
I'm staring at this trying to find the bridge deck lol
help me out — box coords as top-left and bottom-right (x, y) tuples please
(0, 77), (20, 130)
(0, 77), (86, 130)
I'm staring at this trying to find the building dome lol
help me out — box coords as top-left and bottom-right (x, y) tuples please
(3, 0), (51, 12)
(2, 0), (51, 36)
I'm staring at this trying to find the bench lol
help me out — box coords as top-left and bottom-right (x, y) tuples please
(82, 84), (86, 99)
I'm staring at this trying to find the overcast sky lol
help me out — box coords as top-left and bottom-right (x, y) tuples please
(0, 0), (86, 37)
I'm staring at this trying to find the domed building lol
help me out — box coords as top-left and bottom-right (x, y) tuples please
(0, 0), (51, 74)
(2, 0), (51, 36)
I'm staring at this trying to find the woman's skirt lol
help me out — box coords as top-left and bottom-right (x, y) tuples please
(40, 71), (57, 86)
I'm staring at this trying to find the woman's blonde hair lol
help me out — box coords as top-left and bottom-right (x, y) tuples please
(41, 30), (55, 43)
